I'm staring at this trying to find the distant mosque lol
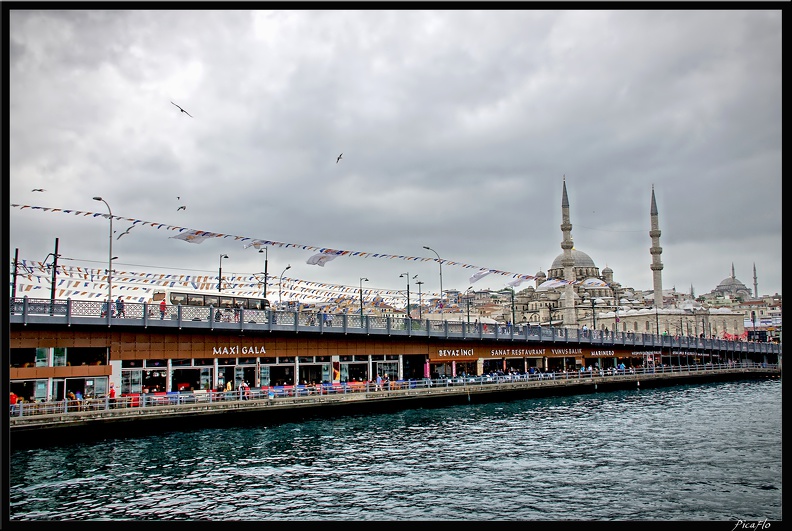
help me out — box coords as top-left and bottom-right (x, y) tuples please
(482, 179), (749, 339)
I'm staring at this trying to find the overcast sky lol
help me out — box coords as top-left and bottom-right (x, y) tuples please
(7, 9), (782, 306)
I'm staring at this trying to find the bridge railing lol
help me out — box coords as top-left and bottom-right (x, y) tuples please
(9, 296), (781, 357)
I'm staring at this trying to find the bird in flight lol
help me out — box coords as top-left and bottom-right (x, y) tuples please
(177, 205), (186, 211)
(31, 188), (46, 192)
(171, 101), (193, 118)
(336, 153), (343, 164)
(116, 225), (136, 240)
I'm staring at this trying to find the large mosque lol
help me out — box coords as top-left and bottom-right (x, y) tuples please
(478, 180), (749, 339)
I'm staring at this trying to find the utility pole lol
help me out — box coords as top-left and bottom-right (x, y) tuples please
(50, 238), (60, 308)
(11, 247), (19, 300)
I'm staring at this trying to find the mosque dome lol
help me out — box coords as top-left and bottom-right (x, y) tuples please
(713, 268), (751, 298)
(550, 249), (597, 269)
(602, 265), (613, 274)
(716, 276), (747, 290)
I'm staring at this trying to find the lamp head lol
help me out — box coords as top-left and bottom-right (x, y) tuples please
(286, 264), (291, 270)
(221, 254), (229, 259)
(423, 246), (430, 250)
(92, 196), (102, 201)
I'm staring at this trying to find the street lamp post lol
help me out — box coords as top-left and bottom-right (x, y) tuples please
(464, 286), (473, 328)
(399, 273), (412, 319)
(218, 254), (229, 291)
(359, 277), (369, 316)
(751, 311), (757, 342)
(279, 264), (291, 307)
(499, 289), (516, 326)
(11, 248), (19, 300)
(416, 280), (424, 319)
(259, 247), (269, 299)
(655, 306), (661, 336)
(591, 297), (596, 330)
(44, 237), (61, 312)
(423, 246), (443, 317)
(92, 197), (114, 305)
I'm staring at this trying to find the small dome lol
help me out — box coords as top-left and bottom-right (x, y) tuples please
(536, 270), (546, 278)
(602, 265), (613, 273)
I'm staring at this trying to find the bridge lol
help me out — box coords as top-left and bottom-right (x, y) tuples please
(9, 296), (782, 413)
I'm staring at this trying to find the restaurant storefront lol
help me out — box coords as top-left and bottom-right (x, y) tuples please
(427, 346), (653, 376)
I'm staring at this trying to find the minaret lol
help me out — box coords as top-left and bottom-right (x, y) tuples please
(560, 177), (577, 327)
(753, 263), (758, 299)
(649, 185), (663, 309)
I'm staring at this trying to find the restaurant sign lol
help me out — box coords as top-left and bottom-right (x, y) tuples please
(212, 345), (267, 356)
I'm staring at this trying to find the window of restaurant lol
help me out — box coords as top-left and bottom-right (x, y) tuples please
(218, 364), (235, 390)
(340, 362), (368, 382)
(258, 365), (271, 387)
(375, 361), (398, 380)
(53, 348), (67, 367)
(236, 358), (258, 387)
(142, 369), (167, 392)
(300, 359), (331, 385)
(10, 379), (42, 402)
(122, 369), (143, 394)
(36, 348), (48, 367)
(86, 377), (108, 398)
(66, 347), (107, 366)
(33, 379), (47, 401)
(455, 360), (477, 376)
(51, 378), (65, 401)
(9, 348), (36, 368)
(199, 367), (213, 390)
(268, 364), (294, 386)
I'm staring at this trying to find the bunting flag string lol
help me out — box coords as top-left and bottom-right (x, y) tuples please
(16, 258), (545, 305)
(13, 265), (444, 305)
(11, 203), (537, 285)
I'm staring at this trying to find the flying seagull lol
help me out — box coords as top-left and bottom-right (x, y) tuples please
(177, 205), (186, 211)
(171, 101), (193, 118)
(336, 153), (343, 163)
(116, 225), (136, 240)
(31, 188), (46, 192)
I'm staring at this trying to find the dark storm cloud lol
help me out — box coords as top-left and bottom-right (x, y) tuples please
(8, 9), (782, 300)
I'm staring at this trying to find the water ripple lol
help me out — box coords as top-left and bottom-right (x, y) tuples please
(9, 379), (782, 521)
